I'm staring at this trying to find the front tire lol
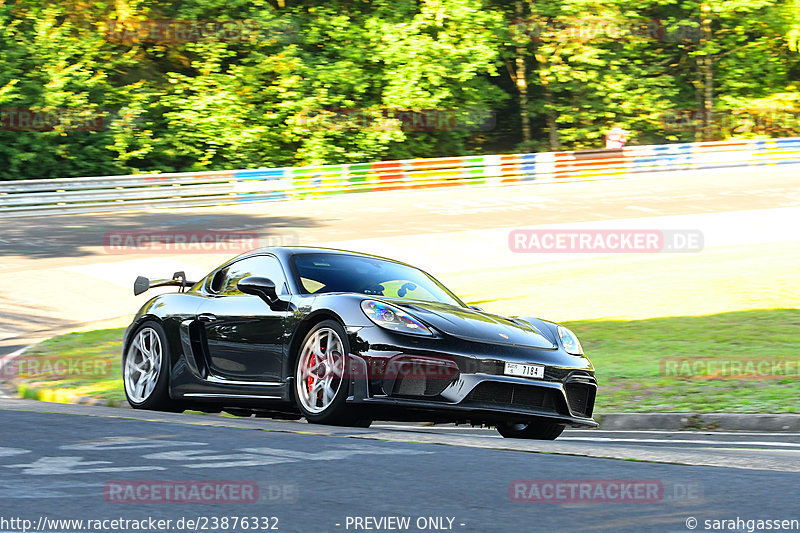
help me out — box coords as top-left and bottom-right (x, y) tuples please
(123, 321), (184, 412)
(293, 320), (370, 427)
(496, 421), (566, 440)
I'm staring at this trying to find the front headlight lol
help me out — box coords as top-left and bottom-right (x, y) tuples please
(557, 325), (583, 355)
(361, 300), (433, 336)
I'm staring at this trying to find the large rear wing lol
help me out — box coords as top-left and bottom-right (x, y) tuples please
(133, 271), (197, 296)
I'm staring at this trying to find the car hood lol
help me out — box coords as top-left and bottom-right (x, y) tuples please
(388, 299), (556, 349)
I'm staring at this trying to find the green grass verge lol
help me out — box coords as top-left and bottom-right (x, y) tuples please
(564, 308), (800, 413)
(7, 308), (799, 413)
(8, 328), (126, 406)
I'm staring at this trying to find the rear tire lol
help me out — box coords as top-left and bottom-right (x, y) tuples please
(123, 321), (184, 413)
(496, 421), (566, 440)
(293, 320), (371, 428)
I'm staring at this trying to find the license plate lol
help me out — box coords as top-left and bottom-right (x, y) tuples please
(504, 362), (544, 379)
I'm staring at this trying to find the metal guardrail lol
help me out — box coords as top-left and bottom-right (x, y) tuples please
(1, 137), (799, 217)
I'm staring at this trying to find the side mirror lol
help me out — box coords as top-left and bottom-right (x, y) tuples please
(238, 276), (279, 306)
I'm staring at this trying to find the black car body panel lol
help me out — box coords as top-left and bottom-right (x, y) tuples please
(123, 247), (597, 427)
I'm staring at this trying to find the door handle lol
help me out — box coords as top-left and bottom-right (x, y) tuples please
(197, 313), (218, 323)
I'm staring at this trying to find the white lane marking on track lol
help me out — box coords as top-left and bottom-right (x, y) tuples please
(373, 426), (800, 445)
(0, 447), (30, 458)
(3, 456), (165, 475)
(241, 445), (428, 461)
(2, 434), (432, 475)
(143, 444), (431, 469)
(710, 448), (800, 455)
(569, 430), (800, 437)
(0, 480), (102, 499)
(373, 424), (499, 435)
(60, 436), (209, 451)
(143, 450), (296, 469)
(558, 436), (800, 448)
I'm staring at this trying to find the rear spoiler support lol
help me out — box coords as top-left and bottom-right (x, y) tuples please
(134, 271), (197, 296)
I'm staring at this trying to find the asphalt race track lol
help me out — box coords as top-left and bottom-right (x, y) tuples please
(0, 399), (798, 533)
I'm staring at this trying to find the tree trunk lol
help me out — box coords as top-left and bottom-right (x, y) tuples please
(515, 1), (531, 145)
(695, 60), (703, 142)
(701, 3), (714, 140)
(544, 82), (558, 150)
(534, 51), (559, 151)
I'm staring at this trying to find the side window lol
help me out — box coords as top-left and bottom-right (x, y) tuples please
(219, 255), (289, 296)
(209, 268), (228, 293)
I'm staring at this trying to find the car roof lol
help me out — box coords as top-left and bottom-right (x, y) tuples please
(239, 246), (410, 266)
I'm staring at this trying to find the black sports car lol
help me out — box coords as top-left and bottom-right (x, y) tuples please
(123, 247), (597, 439)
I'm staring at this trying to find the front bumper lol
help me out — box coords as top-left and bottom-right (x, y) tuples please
(345, 326), (598, 428)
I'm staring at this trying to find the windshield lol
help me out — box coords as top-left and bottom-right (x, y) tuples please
(291, 253), (464, 307)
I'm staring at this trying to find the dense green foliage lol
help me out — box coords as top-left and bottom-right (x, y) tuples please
(0, 0), (798, 179)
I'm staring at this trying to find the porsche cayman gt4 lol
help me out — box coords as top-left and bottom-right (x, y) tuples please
(123, 247), (597, 439)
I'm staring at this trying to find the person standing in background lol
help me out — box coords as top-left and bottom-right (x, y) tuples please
(605, 125), (631, 149)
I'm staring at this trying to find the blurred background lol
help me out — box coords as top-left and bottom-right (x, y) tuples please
(1, 0), (799, 179)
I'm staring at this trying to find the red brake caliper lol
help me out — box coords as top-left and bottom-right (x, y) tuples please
(307, 353), (315, 393)
(307, 343), (325, 396)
